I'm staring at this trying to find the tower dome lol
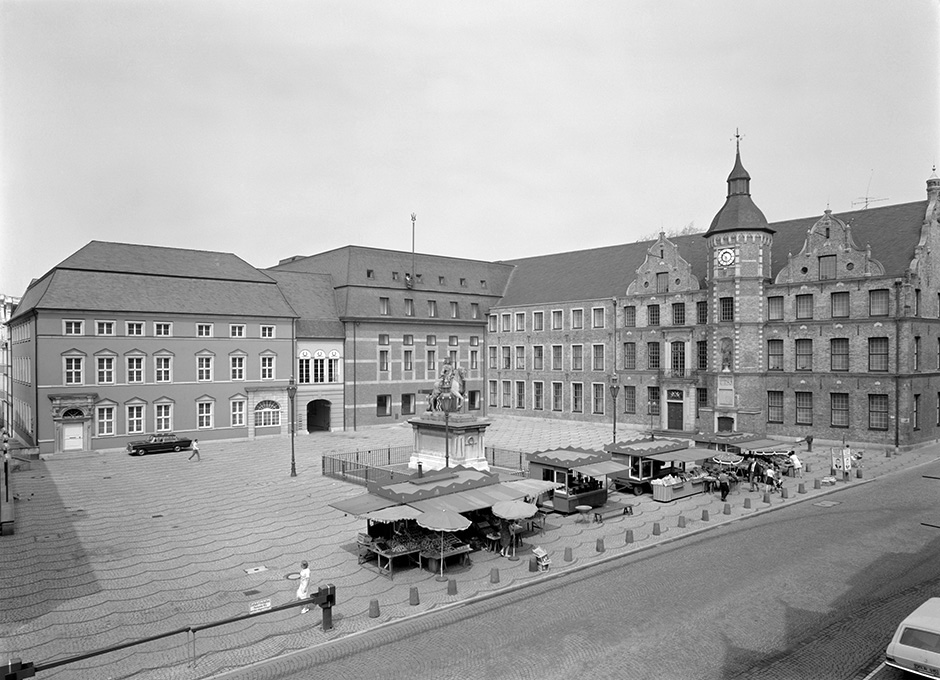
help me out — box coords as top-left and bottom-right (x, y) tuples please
(704, 136), (774, 236)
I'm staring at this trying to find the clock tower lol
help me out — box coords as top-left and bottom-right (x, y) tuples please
(702, 133), (775, 433)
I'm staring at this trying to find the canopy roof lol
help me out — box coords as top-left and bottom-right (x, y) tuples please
(644, 448), (712, 464)
(528, 447), (608, 469)
(571, 460), (631, 477)
(329, 494), (399, 516)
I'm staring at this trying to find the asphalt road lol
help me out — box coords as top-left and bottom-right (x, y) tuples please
(224, 459), (940, 680)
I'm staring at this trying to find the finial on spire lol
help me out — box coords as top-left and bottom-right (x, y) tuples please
(732, 128), (744, 153)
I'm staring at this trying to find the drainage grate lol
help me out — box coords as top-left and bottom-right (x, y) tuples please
(814, 501), (841, 508)
(244, 566), (267, 575)
(152, 514), (164, 518)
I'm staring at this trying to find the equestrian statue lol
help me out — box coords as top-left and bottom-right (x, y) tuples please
(426, 357), (466, 412)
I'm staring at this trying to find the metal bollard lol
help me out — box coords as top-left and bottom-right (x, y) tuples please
(564, 546), (573, 562)
(677, 516), (686, 528)
(490, 568), (500, 584)
(409, 587), (420, 606)
(596, 538), (605, 553)
(369, 599), (380, 618)
(744, 497), (752, 509)
(447, 579), (457, 596)
(624, 529), (634, 544)
(701, 509), (710, 522)
(652, 522), (662, 536)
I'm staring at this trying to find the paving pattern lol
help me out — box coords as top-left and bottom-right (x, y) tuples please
(0, 417), (936, 680)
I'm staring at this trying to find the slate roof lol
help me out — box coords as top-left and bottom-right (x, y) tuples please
(497, 201), (929, 307)
(264, 270), (346, 339)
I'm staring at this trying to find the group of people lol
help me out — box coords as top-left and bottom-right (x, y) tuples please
(745, 451), (803, 494)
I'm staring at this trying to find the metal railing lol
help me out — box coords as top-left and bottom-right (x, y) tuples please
(321, 446), (413, 487)
(485, 446), (528, 474)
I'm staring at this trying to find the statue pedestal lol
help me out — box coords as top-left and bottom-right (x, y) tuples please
(409, 412), (491, 471)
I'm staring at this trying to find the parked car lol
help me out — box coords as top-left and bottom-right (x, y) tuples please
(127, 433), (193, 456)
(886, 597), (940, 678)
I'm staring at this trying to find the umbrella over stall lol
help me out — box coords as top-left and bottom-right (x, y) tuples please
(416, 508), (472, 581)
(491, 500), (538, 561)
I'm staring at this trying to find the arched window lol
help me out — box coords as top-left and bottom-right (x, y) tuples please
(254, 400), (281, 427)
(63, 408), (85, 419)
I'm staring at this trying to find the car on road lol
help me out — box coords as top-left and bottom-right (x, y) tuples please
(126, 433), (193, 456)
(886, 597), (940, 678)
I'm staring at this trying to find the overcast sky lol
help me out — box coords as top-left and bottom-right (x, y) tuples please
(1, 0), (938, 298)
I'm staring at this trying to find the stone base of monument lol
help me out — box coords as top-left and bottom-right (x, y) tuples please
(408, 412), (491, 471)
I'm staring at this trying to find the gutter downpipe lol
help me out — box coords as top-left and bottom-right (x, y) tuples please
(352, 321), (357, 432)
(894, 280), (902, 452)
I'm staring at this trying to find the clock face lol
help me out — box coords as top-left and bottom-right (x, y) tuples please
(717, 248), (735, 266)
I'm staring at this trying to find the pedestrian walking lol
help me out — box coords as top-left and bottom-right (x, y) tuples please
(748, 459), (760, 492)
(297, 560), (311, 613)
(765, 466), (776, 493)
(789, 452), (803, 477)
(718, 471), (730, 502)
(188, 439), (200, 461)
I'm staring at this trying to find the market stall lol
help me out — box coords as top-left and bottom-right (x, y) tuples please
(606, 439), (710, 498)
(527, 448), (630, 514)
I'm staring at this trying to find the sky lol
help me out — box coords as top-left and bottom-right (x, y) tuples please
(1, 0), (938, 298)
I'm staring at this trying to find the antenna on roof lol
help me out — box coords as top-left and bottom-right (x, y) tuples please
(852, 170), (888, 209)
(406, 213), (416, 289)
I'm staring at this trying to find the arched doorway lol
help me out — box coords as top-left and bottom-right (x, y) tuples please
(307, 400), (331, 432)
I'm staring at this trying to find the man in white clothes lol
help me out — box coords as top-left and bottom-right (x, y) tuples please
(297, 561), (311, 613)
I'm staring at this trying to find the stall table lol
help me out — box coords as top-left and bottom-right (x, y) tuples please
(362, 542), (422, 580)
(419, 544), (472, 574)
(651, 477), (706, 502)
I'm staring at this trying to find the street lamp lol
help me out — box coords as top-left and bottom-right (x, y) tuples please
(608, 373), (620, 445)
(441, 393), (455, 468)
(287, 376), (297, 477)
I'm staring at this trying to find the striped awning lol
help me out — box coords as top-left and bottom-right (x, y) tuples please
(501, 478), (563, 497)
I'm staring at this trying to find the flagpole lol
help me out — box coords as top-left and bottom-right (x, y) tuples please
(411, 213), (416, 284)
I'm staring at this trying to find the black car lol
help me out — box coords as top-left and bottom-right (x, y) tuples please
(127, 433), (193, 456)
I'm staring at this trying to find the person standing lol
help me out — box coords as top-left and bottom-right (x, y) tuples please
(765, 465), (776, 493)
(297, 561), (311, 613)
(748, 459), (759, 492)
(499, 519), (511, 558)
(790, 452), (803, 477)
(718, 471), (730, 502)
(188, 439), (200, 461)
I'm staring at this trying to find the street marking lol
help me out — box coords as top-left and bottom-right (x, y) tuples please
(244, 566), (267, 574)
(859, 661), (885, 680)
(814, 501), (840, 508)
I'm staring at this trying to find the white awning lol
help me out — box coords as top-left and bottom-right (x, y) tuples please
(571, 460), (632, 477)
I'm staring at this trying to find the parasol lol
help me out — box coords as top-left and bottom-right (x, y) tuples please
(416, 509), (471, 581)
(491, 500), (537, 561)
(359, 505), (424, 523)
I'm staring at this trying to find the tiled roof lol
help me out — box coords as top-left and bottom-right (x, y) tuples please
(497, 201), (928, 306)
(11, 270), (296, 319)
(56, 241), (274, 283)
(265, 270), (346, 339)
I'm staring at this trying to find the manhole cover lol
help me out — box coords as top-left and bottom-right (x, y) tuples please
(286, 572), (300, 580)
(814, 501), (840, 508)
(244, 566), (267, 575)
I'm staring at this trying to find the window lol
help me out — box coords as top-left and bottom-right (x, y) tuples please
(672, 303), (685, 326)
(831, 292), (849, 318)
(719, 297), (734, 322)
(767, 391), (783, 423)
(488, 346), (497, 369)
(515, 313), (525, 331)
(552, 310), (563, 330)
(230, 355), (245, 380)
(401, 394), (416, 416)
(404, 349), (413, 371)
(379, 297), (390, 315)
(869, 289), (889, 316)
(498, 314), (510, 332)
(515, 381), (525, 409)
(502, 346), (511, 369)
(767, 296), (784, 321)
(831, 338), (849, 371)
(647, 342), (661, 370)
(795, 339), (813, 371)
(255, 400), (281, 426)
(696, 301), (708, 325)
(533, 382), (544, 410)
(795, 294), (813, 319)
(378, 334), (390, 346)
(552, 382), (563, 411)
(623, 342), (636, 370)
(515, 346), (525, 370)
(656, 272), (669, 294)
(97, 356), (114, 384)
(572, 383), (583, 413)
(155, 322), (172, 337)
(97, 406), (114, 436)
(197, 323), (213, 337)
(592, 344), (605, 371)
(155, 356), (172, 382)
(451, 302), (459, 319)
(571, 345), (583, 371)
(696, 388), (708, 417)
(96, 321), (114, 336)
(126, 322), (143, 336)
(261, 325), (275, 338)
(533, 311), (544, 331)
(261, 355), (275, 379)
(459, 277), (466, 287)
(197, 401), (214, 429)
(405, 299), (415, 316)
(427, 350), (436, 377)
(155, 403), (172, 432)
(64, 320), (84, 335)
(914, 336), (921, 371)
(471, 303), (480, 319)
(488, 381), (498, 407)
(427, 334), (437, 346)
(470, 350), (478, 370)
(571, 309), (583, 329)
(198, 356), (213, 381)
(914, 393), (921, 430)
(229, 324), (244, 338)
(552, 345), (562, 370)
(427, 300), (437, 317)
(313, 358), (325, 383)
(592, 383), (605, 414)
(127, 356), (143, 383)
(488, 315), (497, 332)
(647, 305), (660, 326)
(819, 255), (836, 280)
(671, 341), (685, 375)
(869, 394), (888, 430)
(697, 341), (708, 370)
(915, 289), (921, 316)
(367, 269), (375, 279)
(127, 404), (144, 434)
(502, 381), (511, 408)
(533, 346), (544, 370)
(438, 275), (445, 285)
(298, 358), (310, 383)
(592, 308), (605, 329)
(869, 337), (889, 372)
(648, 387), (660, 416)
(831, 393), (849, 427)
(623, 385), (636, 414)
(624, 306), (637, 327)
(767, 339), (783, 371)
(795, 391), (813, 425)
(403, 334), (413, 346)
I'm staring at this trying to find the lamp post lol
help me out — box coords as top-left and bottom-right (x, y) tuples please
(441, 393), (455, 468)
(287, 376), (297, 477)
(608, 373), (620, 445)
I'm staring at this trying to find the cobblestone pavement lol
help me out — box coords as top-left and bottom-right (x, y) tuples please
(1, 417), (937, 680)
